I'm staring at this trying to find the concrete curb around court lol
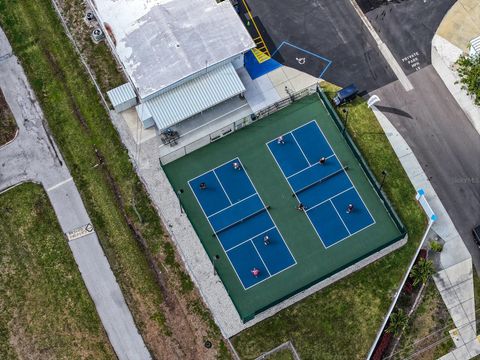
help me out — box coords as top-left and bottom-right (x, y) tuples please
(372, 107), (480, 359)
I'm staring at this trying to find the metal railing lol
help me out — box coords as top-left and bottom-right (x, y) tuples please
(159, 86), (316, 165)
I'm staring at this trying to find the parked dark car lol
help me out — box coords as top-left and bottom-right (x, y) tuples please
(333, 84), (359, 106)
(473, 224), (480, 247)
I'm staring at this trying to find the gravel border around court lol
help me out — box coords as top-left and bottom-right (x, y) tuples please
(110, 104), (408, 337)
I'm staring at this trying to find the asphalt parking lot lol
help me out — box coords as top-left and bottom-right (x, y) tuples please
(356, 0), (456, 75)
(241, 0), (396, 92)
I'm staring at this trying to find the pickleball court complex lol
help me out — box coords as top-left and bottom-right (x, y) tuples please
(164, 95), (405, 321)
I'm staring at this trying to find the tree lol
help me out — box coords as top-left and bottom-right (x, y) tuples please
(456, 54), (480, 106)
(410, 258), (435, 287)
(386, 309), (408, 336)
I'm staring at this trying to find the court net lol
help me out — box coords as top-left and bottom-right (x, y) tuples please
(293, 166), (348, 197)
(214, 207), (268, 236)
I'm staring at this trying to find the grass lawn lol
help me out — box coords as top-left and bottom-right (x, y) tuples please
(0, 87), (17, 145)
(267, 349), (295, 360)
(57, 0), (126, 98)
(0, 0), (228, 358)
(393, 279), (455, 359)
(0, 183), (115, 359)
(473, 269), (480, 334)
(231, 84), (426, 359)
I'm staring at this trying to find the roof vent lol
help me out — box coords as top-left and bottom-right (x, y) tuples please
(85, 11), (95, 22)
(92, 28), (105, 43)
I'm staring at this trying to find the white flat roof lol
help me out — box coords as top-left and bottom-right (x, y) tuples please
(91, 0), (254, 99)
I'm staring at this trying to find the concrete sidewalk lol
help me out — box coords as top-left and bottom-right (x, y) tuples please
(432, 0), (480, 133)
(372, 107), (480, 359)
(0, 27), (150, 360)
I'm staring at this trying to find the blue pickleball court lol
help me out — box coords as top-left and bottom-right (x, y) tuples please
(188, 158), (296, 289)
(267, 120), (375, 248)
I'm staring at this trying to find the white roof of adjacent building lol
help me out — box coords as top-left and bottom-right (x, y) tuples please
(106, 82), (136, 107)
(144, 62), (245, 130)
(90, 0), (254, 100)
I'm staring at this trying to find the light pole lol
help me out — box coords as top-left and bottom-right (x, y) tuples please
(177, 189), (184, 213)
(342, 108), (349, 135)
(213, 254), (220, 276)
(380, 170), (387, 191)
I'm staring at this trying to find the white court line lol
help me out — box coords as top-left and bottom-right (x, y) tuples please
(305, 186), (354, 213)
(290, 131), (311, 166)
(226, 226), (276, 253)
(287, 154), (336, 179)
(188, 158), (296, 290)
(213, 170), (232, 205)
(311, 121), (376, 226)
(329, 199), (351, 235)
(187, 180), (248, 290)
(208, 193), (258, 218)
(267, 120), (376, 249)
(251, 241), (272, 277)
(188, 157), (240, 183)
(237, 158), (297, 269)
(47, 177), (73, 192)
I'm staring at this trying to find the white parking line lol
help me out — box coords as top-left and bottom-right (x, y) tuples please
(47, 177), (73, 192)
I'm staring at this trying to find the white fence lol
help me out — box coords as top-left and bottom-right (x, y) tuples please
(159, 86), (317, 165)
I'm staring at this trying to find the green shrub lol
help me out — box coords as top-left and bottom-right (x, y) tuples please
(456, 54), (480, 105)
(429, 240), (443, 252)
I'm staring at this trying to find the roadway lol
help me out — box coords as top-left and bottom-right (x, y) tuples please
(353, 0), (480, 271)
(242, 0), (480, 271)
(374, 66), (480, 272)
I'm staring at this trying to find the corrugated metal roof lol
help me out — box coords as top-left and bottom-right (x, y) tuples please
(136, 103), (152, 123)
(470, 35), (480, 57)
(144, 63), (245, 130)
(107, 83), (136, 107)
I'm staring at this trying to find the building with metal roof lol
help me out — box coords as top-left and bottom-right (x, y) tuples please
(142, 63), (246, 130)
(90, 0), (256, 134)
(106, 83), (137, 113)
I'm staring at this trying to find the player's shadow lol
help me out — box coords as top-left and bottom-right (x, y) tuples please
(375, 105), (413, 119)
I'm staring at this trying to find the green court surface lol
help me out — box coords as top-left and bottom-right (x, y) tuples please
(164, 95), (404, 321)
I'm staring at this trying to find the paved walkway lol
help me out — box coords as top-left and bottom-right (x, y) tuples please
(432, 0), (480, 133)
(0, 28), (150, 360)
(372, 107), (480, 359)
